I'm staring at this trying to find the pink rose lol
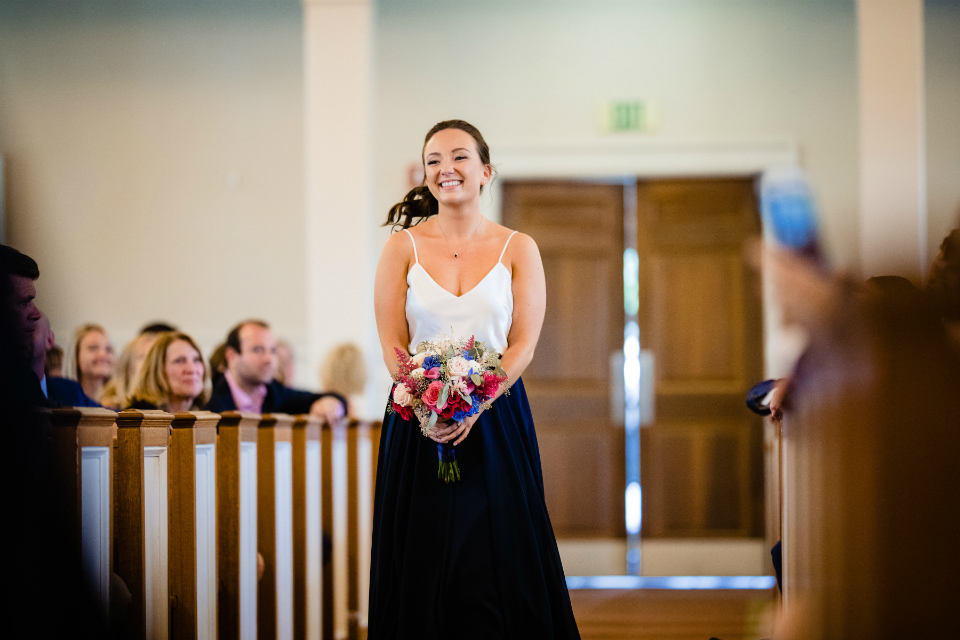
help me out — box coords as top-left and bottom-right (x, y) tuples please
(446, 356), (471, 378)
(421, 380), (444, 411)
(424, 367), (441, 380)
(392, 383), (414, 407)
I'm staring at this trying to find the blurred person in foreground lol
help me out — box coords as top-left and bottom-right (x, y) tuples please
(127, 331), (208, 412)
(0, 245), (105, 637)
(68, 323), (115, 403)
(100, 332), (159, 409)
(206, 320), (347, 422)
(319, 342), (368, 419)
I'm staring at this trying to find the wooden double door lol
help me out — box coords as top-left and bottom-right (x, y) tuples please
(502, 178), (764, 541)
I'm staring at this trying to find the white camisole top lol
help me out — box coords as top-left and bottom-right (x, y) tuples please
(404, 229), (518, 354)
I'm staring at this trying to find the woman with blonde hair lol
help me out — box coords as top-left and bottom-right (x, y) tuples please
(127, 331), (208, 412)
(319, 342), (367, 419)
(68, 323), (115, 402)
(99, 332), (158, 410)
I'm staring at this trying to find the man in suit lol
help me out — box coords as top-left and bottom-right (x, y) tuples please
(31, 313), (99, 407)
(206, 319), (347, 422)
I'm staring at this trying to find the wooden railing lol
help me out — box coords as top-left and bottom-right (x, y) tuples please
(53, 407), (381, 640)
(775, 295), (960, 637)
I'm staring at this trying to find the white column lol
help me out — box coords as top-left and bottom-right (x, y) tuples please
(857, 0), (926, 278)
(302, 0), (374, 388)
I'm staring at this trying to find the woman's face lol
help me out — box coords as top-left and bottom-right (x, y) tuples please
(165, 339), (204, 402)
(78, 330), (114, 381)
(423, 128), (491, 208)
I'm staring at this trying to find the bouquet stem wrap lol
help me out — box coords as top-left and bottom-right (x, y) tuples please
(437, 442), (460, 483)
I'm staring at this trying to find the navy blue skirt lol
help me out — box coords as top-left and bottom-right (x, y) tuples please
(368, 378), (581, 640)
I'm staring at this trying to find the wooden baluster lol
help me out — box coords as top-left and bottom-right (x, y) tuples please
(292, 415), (323, 639)
(321, 421), (335, 640)
(353, 420), (381, 640)
(168, 411), (220, 640)
(258, 414), (295, 640)
(115, 409), (174, 640)
(49, 406), (119, 617)
(217, 411), (261, 640)
(329, 418), (350, 640)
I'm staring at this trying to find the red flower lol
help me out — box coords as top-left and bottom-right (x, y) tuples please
(479, 371), (506, 400)
(422, 380), (444, 411)
(392, 403), (413, 421)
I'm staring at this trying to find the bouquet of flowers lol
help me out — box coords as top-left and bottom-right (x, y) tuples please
(388, 333), (508, 483)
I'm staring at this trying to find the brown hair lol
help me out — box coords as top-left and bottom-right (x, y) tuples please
(128, 331), (209, 411)
(928, 228), (960, 321)
(225, 319), (270, 354)
(384, 120), (494, 230)
(44, 344), (63, 377)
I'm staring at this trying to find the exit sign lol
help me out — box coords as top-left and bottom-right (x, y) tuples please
(605, 100), (653, 133)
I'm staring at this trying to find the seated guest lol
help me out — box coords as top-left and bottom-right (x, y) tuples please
(928, 228), (960, 350)
(100, 332), (159, 410)
(127, 331), (207, 412)
(206, 320), (347, 422)
(31, 313), (98, 407)
(69, 323), (115, 403)
(319, 342), (368, 419)
(140, 321), (177, 335)
(275, 339), (295, 386)
(45, 343), (63, 378)
(209, 342), (227, 388)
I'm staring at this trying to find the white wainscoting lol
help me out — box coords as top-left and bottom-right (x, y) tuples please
(239, 441), (258, 640)
(356, 435), (373, 630)
(81, 446), (111, 615)
(306, 440), (322, 640)
(144, 446), (169, 640)
(275, 441), (294, 640)
(195, 443), (217, 640)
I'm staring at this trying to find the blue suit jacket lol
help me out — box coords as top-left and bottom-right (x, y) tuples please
(46, 377), (100, 408)
(205, 377), (347, 416)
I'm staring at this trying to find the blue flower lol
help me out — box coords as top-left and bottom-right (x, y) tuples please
(423, 355), (441, 370)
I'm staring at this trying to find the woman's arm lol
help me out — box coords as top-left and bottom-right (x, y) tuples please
(374, 232), (413, 377)
(439, 232), (546, 445)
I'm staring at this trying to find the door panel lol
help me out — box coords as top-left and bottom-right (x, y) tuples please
(502, 181), (625, 538)
(638, 178), (764, 539)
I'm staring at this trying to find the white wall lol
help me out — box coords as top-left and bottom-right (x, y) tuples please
(926, 0), (960, 261)
(374, 0), (860, 266)
(0, 3), (308, 377)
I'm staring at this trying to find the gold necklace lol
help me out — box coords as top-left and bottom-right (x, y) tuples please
(437, 216), (484, 258)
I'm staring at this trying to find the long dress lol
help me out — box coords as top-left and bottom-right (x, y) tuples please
(368, 230), (581, 640)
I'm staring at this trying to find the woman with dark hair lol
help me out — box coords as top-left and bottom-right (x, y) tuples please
(371, 120), (580, 639)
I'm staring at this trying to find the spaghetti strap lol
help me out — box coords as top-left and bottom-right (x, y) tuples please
(499, 231), (519, 263)
(404, 229), (419, 264)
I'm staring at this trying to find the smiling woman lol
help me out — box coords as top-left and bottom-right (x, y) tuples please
(370, 120), (580, 639)
(127, 331), (208, 413)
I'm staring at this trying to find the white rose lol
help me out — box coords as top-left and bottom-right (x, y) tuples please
(446, 356), (471, 378)
(411, 352), (427, 366)
(393, 383), (414, 407)
(410, 367), (425, 378)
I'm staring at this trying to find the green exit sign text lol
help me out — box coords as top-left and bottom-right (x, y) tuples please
(606, 100), (653, 133)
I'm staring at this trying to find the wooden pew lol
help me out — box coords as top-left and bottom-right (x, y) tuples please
(48, 406), (119, 616)
(115, 409), (174, 640)
(168, 411), (220, 640)
(292, 414), (324, 640)
(779, 292), (960, 637)
(258, 413), (296, 640)
(217, 411), (261, 640)
(326, 418), (382, 640)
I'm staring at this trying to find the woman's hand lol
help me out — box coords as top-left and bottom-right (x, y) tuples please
(428, 411), (482, 446)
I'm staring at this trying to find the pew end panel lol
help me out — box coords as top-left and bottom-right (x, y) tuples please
(49, 406), (119, 617)
(292, 415), (324, 640)
(115, 409), (174, 640)
(258, 414), (295, 640)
